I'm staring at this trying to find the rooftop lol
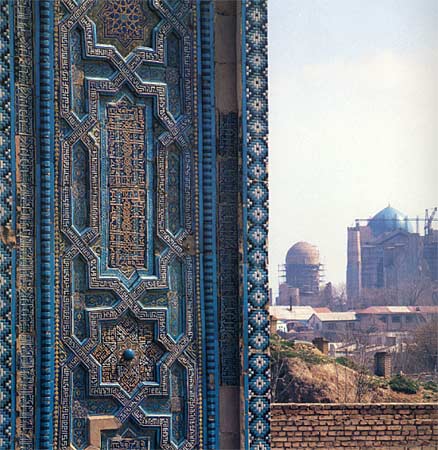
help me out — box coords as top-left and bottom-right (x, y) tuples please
(270, 305), (324, 322)
(312, 312), (357, 322)
(357, 306), (438, 315)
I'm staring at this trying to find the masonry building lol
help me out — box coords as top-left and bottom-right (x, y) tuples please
(277, 241), (331, 307)
(347, 205), (438, 307)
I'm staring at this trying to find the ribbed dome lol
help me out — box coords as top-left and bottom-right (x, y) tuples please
(368, 206), (414, 236)
(286, 241), (320, 266)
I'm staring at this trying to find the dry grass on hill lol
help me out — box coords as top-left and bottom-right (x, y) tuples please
(271, 336), (438, 404)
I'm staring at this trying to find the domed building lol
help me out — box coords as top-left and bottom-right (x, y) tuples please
(286, 241), (320, 266)
(285, 242), (321, 295)
(276, 241), (328, 308)
(367, 205), (414, 236)
(347, 205), (437, 307)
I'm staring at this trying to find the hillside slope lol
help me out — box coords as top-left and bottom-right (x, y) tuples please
(271, 336), (438, 403)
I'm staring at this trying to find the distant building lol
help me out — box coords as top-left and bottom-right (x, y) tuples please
(308, 311), (357, 340)
(346, 205), (438, 307)
(269, 305), (319, 323)
(277, 241), (330, 307)
(269, 305), (332, 341)
(285, 241), (321, 295)
(277, 283), (300, 307)
(355, 305), (438, 333)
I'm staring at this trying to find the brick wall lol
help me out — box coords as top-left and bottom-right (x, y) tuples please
(271, 403), (438, 449)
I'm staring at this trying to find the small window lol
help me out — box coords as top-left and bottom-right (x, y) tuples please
(392, 315), (401, 323)
(386, 336), (396, 346)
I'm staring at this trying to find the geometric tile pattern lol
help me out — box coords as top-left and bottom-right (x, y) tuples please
(97, 0), (160, 49)
(242, 1), (271, 449)
(53, 1), (201, 448)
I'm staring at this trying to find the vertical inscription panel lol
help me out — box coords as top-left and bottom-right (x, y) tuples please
(54, 1), (200, 449)
(107, 102), (148, 277)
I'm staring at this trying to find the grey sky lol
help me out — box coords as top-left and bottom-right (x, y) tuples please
(268, 0), (438, 295)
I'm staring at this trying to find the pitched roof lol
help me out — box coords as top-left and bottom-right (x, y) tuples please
(269, 306), (324, 322)
(357, 306), (438, 315)
(312, 312), (356, 322)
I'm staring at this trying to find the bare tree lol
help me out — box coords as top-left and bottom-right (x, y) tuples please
(356, 278), (435, 309)
(330, 282), (348, 310)
(413, 317), (438, 372)
(270, 337), (297, 402)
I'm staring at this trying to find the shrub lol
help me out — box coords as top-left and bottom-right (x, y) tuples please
(389, 374), (419, 394)
(423, 381), (438, 393)
(335, 356), (359, 371)
(292, 346), (328, 365)
(271, 336), (328, 365)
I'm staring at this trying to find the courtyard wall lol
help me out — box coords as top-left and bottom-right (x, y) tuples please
(271, 403), (438, 449)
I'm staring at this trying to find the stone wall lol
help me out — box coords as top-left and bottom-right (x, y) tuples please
(271, 403), (438, 449)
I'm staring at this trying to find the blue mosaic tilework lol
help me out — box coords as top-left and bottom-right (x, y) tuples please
(36, 1), (55, 448)
(242, 0), (270, 449)
(0, 0), (13, 447)
(198, 1), (220, 447)
(53, 1), (202, 448)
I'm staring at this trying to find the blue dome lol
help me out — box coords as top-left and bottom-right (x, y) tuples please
(368, 206), (414, 236)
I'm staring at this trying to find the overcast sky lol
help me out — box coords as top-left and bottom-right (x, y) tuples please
(268, 0), (438, 295)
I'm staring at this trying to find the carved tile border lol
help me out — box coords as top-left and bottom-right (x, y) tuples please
(14, 0), (37, 448)
(242, 1), (270, 449)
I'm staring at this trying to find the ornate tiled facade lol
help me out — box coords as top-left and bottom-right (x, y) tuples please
(54, 1), (201, 448)
(3, 1), (270, 448)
